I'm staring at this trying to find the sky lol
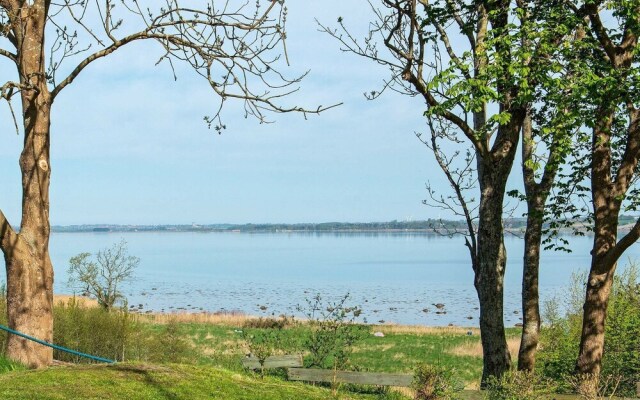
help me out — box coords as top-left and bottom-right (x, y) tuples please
(0, 1), (476, 225)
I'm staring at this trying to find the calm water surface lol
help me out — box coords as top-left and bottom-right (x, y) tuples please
(6, 232), (640, 326)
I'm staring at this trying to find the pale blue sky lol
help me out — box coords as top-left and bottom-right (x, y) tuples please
(0, 2), (463, 225)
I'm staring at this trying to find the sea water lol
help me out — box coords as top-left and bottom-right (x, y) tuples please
(3, 231), (639, 326)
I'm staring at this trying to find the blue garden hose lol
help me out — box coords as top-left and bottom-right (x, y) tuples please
(0, 324), (115, 364)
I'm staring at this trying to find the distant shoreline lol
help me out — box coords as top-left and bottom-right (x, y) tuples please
(45, 215), (640, 234)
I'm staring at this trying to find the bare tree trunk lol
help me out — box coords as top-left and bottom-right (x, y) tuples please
(1, 100), (54, 367)
(3, 241), (54, 367)
(0, 4), (54, 367)
(475, 166), (512, 385)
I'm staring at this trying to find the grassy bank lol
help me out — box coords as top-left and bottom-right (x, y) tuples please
(0, 362), (383, 400)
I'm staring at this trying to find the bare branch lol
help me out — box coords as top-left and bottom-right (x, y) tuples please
(0, 48), (16, 63)
(51, 31), (162, 98)
(46, 1), (335, 127)
(419, 114), (479, 266)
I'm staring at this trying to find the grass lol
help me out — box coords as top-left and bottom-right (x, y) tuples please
(0, 306), (530, 399)
(0, 356), (25, 373)
(0, 363), (385, 400)
(0, 321), (605, 400)
(159, 320), (525, 388)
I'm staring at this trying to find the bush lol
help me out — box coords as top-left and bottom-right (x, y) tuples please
(53, 298), (140, 362)
(148, 318), (193, 363)
(484, 369), (553, 400)
(412, 363), (460, 400)
(538, 262), (640, 397)
(298, 293), (368, 370)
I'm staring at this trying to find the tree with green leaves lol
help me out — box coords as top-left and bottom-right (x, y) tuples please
(321, 0), (567, 383)
(548, 1), (640, 391)
(0, 0), (331, 368)
(512, 9), (583, 367)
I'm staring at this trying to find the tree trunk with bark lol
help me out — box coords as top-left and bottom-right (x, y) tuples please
(574, 210), (618, 395)
(572, 6), (640, 391)
(575, 108), (640, 393)
(475, 138), (520, 384)
(0, 3), (54, 368)
(518, 200), (543, 371)
(475, 192), (511, 383)
(575, 120), (620, 381)
(517, 113), (560, 371)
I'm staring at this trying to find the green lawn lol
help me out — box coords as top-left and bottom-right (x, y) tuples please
(0, 363), (386, 400)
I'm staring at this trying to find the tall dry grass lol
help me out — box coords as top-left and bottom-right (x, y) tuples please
(448, 337), (520, 358)
(141, 311), (256, 326)
(376, 324), (480, 336)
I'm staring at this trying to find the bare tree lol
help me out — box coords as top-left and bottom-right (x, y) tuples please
(67, 240), (138, 311)
(0, 0), (335, 367)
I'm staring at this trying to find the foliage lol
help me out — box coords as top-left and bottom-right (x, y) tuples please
(67, 240), (139, 311)
(538, 262), (640, 396)
(322, 1), (580, 383)
(483, 369), (553, 400)
(412, 363), (460, 400)
(53, 298), (140, 363)
(54, 298), (192, 364)
(149, 319), (193, 364)
(297, 293), (368, 371)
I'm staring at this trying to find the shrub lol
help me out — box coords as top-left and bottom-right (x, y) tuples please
(484, 369), (553, 400)
(412, 363), (460, 400)
(53, 298), (140, 362)
(148, 318), (193, 363)
(298, 293), (368, 370)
